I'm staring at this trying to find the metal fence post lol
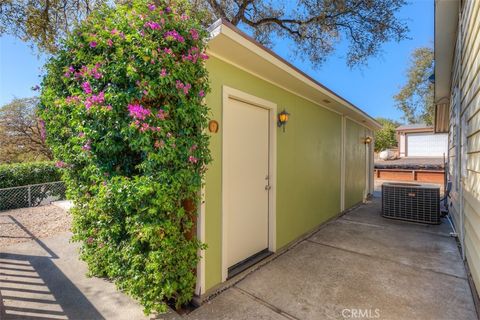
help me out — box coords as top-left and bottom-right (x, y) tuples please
(28, 185), (32, 207)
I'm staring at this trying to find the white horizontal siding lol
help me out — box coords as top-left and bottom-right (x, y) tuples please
(450, 0), (480, 295)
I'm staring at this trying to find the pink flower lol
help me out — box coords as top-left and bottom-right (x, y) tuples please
(148, 3), (156, 11)
(66, 96), (80, 104)
(156, 109), (166, 120)
(188, 156), (198, 164)
(160, 68), (167, 77)
(82, 140), (92, 151)
(90, 64), (102, 79)
(84, 99), (93, 110)
(107, 39), (113, 47)
(189, 28), (199, 40)
(145, 21), (161, 30)
(87, 237), (94, 245)
(176, 82), (192, 95)
(64, 66), (75, 78)
(92, 91), (105, 104)
(81, 82), (92, 94)
(164, 30), (184, 42)
(183, 83), (191, 95)
(190, 144), (198, 151)
(140, 123), (150, 132)
(55, 161), (67, 168)
(84, 92), (105, 110)
(181, 14), (189, 21)
(127, 103), (151, 120)
(199, 90), (205, 97)
(78, 66), (88, 77)
(110, 28), (119, 35)
(89, 41), (97, 48)
(78, 132), (85, 138)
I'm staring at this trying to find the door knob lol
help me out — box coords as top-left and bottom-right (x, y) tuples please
(265, 185), (271, 190)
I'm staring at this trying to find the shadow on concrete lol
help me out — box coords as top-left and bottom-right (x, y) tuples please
(6, 216), (58, 259)
(1, 216), (104, 320)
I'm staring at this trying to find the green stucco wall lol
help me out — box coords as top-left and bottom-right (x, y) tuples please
(345, 119), (367, 209)
(203, 57), (361, 291)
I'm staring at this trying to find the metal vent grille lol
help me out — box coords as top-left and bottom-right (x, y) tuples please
(382, 183), (440, 224)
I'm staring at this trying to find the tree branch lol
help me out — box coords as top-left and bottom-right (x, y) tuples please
(206, 0), (227, 20)
(231, 0), (253, 25)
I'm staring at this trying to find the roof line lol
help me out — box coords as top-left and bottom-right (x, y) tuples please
(207, 18), (381, 129)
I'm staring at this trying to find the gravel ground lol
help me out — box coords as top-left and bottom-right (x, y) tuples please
(0, 205), (71, 248)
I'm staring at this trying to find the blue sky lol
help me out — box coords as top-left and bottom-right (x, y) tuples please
(0, 0), (433, 123)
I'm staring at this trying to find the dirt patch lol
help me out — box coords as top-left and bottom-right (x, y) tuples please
(0, 205), (71, 248)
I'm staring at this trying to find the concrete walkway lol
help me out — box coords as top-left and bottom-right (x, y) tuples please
(188, 198), (477, 320)
(1, 198), (477, 319)
(0, 230), (152, 320)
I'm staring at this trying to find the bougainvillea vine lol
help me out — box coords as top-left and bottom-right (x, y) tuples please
(39, 0), (210, 314)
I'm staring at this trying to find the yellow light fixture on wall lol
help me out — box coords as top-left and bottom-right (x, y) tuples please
(364, 136), (373, 144)
(278, 109), (290, 132)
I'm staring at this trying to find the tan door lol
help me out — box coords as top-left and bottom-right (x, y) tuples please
(224, 97), (270, 268)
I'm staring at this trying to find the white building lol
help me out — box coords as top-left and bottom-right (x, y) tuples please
(396, 124), (448, 158)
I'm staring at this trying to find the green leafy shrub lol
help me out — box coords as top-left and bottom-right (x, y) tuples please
(39, 0), (210, 313)
(374, 118), (399, 152)
(0, 161), (62, 188)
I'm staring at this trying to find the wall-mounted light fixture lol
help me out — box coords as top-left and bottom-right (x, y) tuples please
(364, 136), (373, 144)
(277, 109), (290, 132)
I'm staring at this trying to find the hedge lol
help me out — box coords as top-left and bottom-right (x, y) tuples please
(0, 161), (62, 189)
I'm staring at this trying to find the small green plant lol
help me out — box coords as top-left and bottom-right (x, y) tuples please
(374, 118), (399, 153)
(39, 0), (210, 313)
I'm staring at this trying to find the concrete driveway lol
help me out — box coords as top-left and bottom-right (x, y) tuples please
(188, 198), (477, 320)
(1, 197), (477, 320)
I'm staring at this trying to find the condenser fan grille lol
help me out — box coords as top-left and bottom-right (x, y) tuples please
(382, 183), (440, 224)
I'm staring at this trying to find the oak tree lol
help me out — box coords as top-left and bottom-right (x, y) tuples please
(1, 0), (409, 67)
(394, 47), (434, 125)
(0, 97), (52, 163)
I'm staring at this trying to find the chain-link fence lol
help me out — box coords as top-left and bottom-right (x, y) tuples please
(0, 181), (66, 211)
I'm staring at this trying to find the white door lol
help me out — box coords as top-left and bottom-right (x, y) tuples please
(407, 133), (448, 157)
(224, 97), (270, 268)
